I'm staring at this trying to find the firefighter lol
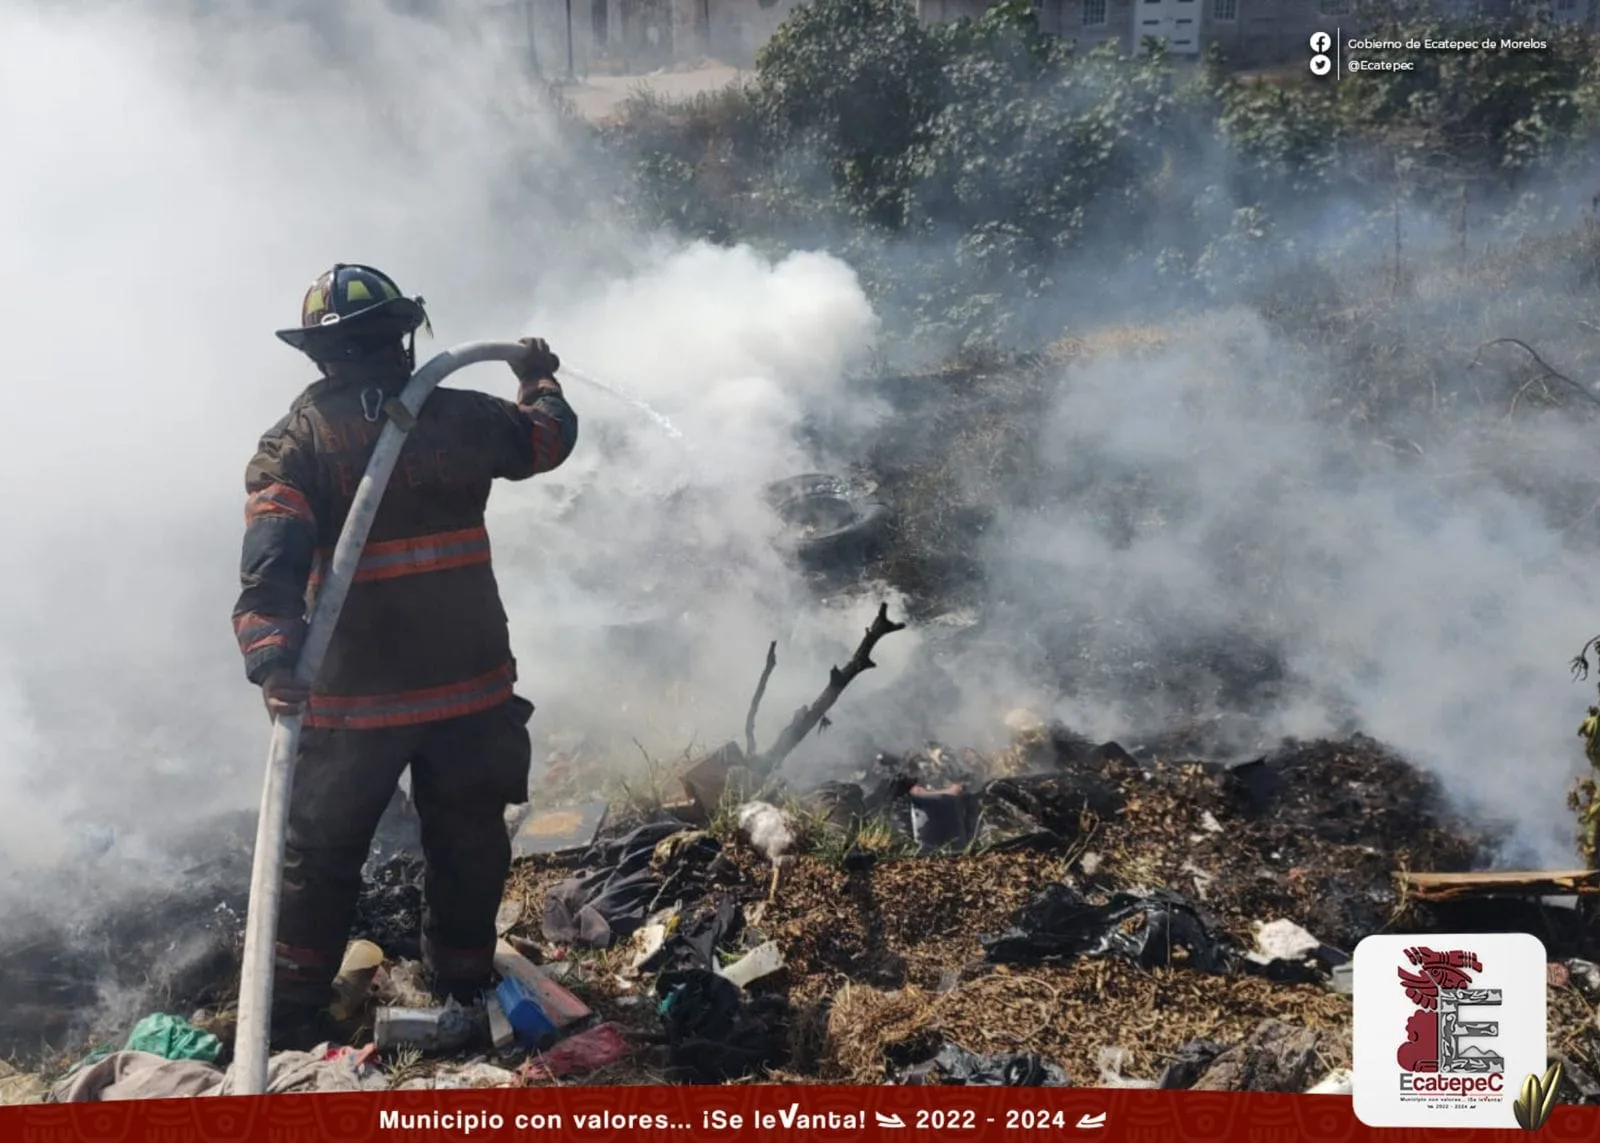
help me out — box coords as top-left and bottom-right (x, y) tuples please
(232, 264), (578, 1048)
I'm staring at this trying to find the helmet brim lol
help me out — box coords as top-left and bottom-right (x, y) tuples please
(275, 296), (428, 353)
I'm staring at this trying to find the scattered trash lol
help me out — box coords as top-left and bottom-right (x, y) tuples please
(1329, 963), (1354, 995)
(1189, 1020), (1323, 1092)
(485, 993), (515, 1051)
(543, 821), (719, 949)
(330, 939), (384, 1021)
(981, 885), (1229, 973)
(908, 785), (979, 853)
(9, 723), (1533, 1093)
(764, 472), (891, 569)
(375, 959), (435, 1008)
(657, 968), (790, 1083)
(495, 976), (557, 1049)
(1242, 919), (1345, 982)
(495, 900), (524, 936)
(1156, 1040), (1228, 1090)
(511, 801), (609, 860)
(124, 1013), (222, 1064)
(57, 1039), (390, 1101)
(1306, 1069), (1353, 1095)
(429, 1061), (519, 1089)
(974, 773), (1120, 850)
(718, 941), (784, 989)
(1567, 958), (1600, 1001)
(522, 1023), (632, 1081)
(680, 743), (748, 820)
(737, 801), (798, 897)
(1252, 919), (1321, 963)
(494, 939), (591, 1027)
(54, 1053), (224, 1102)
(1552, 1050), (1600, 1103)
(626, 906), (682, 977)
(373, 1003), (479, 1054)
(1097, 1047), (1157, 1088)
(807, 781), (867, 830)
(539, 960), (574, 983)
(647, 894), (743, 977)
(900, 1043), (1069, 1086)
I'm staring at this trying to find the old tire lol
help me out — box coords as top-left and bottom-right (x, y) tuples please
(764, 473), (891, 568)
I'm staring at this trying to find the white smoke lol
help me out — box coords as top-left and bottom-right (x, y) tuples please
(0, 0), (896, 910)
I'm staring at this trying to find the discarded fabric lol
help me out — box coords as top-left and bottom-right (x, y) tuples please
(55, 1041), (389, 1101)
(124, 1013), (222, 1064)
(522, 1023), (632, 1081)
(543, 821), (720, 948)
(428, 1061), (520, 1089)
(656, 968), (789, 1083)
(651, 893), (742, 977)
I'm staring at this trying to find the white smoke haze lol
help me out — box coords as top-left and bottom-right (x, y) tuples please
(0, 0), (897, 917)
(963, 306), (1600, 865)
(2, 0), (1598, 963)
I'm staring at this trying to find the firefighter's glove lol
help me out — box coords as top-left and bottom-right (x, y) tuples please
(262, 669), (310, 721)
(511, 337), (561, 386)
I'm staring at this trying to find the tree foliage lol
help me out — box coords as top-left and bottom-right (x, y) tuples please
(599, 0), (1600, 347)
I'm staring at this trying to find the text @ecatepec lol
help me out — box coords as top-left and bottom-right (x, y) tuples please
(1342, 34), (1549, 74)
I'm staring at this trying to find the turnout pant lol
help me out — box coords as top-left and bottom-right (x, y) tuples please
(272, 696), (534, 1011)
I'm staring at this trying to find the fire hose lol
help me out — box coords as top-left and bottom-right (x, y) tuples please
(231, 341), (530, 1095)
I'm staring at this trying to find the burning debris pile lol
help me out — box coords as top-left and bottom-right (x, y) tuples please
(17, 711), (1600, 1102)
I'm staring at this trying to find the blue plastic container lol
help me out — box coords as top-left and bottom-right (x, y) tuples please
(496, 975), (557, 1048)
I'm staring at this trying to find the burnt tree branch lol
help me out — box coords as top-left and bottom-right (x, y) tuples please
(745, 640), (778, 759)
(756, 603), (906, 776)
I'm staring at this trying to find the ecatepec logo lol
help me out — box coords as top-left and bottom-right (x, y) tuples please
(1395, 947), (1503, 1082)
(1353, 933), (1548, 1129)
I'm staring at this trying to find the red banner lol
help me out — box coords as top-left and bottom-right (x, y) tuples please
(1, 1087), (1593, 1143)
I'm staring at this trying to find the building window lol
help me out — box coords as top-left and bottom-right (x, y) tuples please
(1084, 0), (1107, 25)
(1319, 0), (1349, 13)
(1212, 0), (1237, 18)
(1557, 0), (1578, 10)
